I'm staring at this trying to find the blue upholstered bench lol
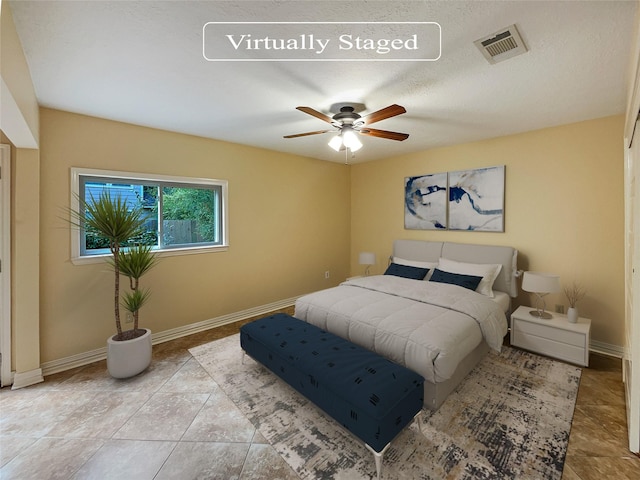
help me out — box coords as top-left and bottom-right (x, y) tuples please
(240, 313), (425, 480)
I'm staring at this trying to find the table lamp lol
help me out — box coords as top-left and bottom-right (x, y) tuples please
(521, 271), (560, 319)
(359, 252), (376, 276)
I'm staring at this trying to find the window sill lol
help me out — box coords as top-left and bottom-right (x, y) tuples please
(70, 244), (229, 266)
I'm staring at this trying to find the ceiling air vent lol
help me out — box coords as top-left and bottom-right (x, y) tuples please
(474, 24), (528, 64)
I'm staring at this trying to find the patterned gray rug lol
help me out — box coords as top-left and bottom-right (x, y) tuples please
(190, 334), (581, 480)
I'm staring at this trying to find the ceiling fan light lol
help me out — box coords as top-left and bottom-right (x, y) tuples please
(343, 129), (362, 151)
(328, 135), (343, 152)
(349, 138), (363, 152)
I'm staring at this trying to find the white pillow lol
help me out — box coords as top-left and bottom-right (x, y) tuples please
(437, 257), (502, 297)
(393, 257), (438, 280)
(393, 256), (438, 269)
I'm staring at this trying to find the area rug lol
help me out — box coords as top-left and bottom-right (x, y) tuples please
(190, 334), (581, 480)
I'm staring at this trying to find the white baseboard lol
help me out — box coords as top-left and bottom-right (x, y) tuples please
(151, 297), (297, 345)
(590, 339), (624, 358)
(12, 368), (44, 389)
(35, 297), (624, 379)
(39, 346), (111, 378)
(40, 296), (298, 378)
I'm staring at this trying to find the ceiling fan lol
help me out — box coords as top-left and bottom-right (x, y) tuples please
(284, 104), (409, 152)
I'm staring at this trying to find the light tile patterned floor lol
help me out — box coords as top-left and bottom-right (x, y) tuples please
(0, 315), (299, 480)
(1, 311), (639, 479)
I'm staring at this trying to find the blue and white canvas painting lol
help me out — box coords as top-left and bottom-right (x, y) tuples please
(448, 166), (505, 231)
(404, 173), (448, 230)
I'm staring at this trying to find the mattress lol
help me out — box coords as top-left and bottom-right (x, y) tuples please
(294, 275), (508, 385)
(492, 290), (511, 313)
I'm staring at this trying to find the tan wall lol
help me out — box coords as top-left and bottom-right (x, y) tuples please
(39, 108), (350, 363)
(350, 115), (625, 348)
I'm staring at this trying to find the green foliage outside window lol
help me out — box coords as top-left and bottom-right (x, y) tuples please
(82, 181), (219, 252)
(162, 187), (217, 244)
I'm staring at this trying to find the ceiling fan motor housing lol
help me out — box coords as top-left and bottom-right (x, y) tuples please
(332, 106), (362, 126)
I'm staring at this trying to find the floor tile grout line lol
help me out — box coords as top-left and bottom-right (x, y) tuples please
(237, 435), (257, 480)
(174, 390), (212, 444)
(66, 437), (108, 480)
(151, 439), (181, 479)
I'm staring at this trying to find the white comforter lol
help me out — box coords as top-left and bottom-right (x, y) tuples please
(294, 275), (508, 383)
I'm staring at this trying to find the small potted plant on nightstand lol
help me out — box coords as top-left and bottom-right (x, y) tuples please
(564, 281), (585, 323)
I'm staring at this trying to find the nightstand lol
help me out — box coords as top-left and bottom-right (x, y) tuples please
(510, 305), (591, 367)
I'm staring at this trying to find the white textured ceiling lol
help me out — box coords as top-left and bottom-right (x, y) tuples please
(8, 0), (638, 163)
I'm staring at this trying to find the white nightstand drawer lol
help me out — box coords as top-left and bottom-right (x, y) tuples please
(512, 330), (586, 365)
(513, 320), (586, 348)
(510, 306), (591, 367)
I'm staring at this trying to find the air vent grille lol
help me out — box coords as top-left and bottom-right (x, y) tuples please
(474, 24), (527, 64)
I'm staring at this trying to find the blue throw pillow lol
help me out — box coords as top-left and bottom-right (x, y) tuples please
(383, 263), (429, 280)
(429, 268), (483, 291)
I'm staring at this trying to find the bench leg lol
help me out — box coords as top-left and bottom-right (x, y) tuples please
(364, 412), (421, 479)
(414, 410), (423, 435)
(365, 442), (390, 480)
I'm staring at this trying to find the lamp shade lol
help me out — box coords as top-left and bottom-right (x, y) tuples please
(359, 252), (376, 266)
(521, 272), (561, 293)
(328, 135), (343, 152)
(342, 128), (362, 152)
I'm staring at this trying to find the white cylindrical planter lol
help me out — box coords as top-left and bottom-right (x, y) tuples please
(107, 328), (152, 379)
(567, 308), (579, 324)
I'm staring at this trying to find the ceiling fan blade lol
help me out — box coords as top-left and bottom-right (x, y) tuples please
(296, 106), (333, 124)
(359, 128), (409, 141)
(360, 104), (406, 125)
(283, 129), (332, 139)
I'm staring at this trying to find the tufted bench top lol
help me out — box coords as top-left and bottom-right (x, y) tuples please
(240, 313), (424, 470)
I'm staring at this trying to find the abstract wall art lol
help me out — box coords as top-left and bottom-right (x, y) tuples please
(404, 172), (448, 230)
(403, 165), (505, 232)
(448, 165), (505, 232)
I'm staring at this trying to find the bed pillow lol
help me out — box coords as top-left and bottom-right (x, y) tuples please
(392, 257), (438, 280)
(384, 263), (430, 280)
(392, 257), (439, 270)
(429, 268), (483, 291)
(437, 257), (502, 298)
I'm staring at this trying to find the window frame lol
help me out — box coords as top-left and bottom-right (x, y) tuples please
(70, 167), (229, 265)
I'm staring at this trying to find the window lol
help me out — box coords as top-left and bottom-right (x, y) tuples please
(71, 168), (228, 263)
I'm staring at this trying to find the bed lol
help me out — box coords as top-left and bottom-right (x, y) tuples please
(294, 240), (518, 410)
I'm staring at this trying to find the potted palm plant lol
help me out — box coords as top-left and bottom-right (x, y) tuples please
(71, 191), (158, 378)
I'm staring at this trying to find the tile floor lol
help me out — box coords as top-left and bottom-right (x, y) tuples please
(1, 312), (640, 479)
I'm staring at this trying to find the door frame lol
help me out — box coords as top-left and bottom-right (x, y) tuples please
(0, 144), (12, 387)
(624, 11), (640, 450)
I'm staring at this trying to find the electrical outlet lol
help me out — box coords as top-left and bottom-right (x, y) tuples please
(555, 304), (565, 314)
(125, 313), (133, 324)
(325, 271), (330, 279)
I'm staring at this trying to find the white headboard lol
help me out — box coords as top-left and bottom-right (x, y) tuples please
(393, 240), (519, 297)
